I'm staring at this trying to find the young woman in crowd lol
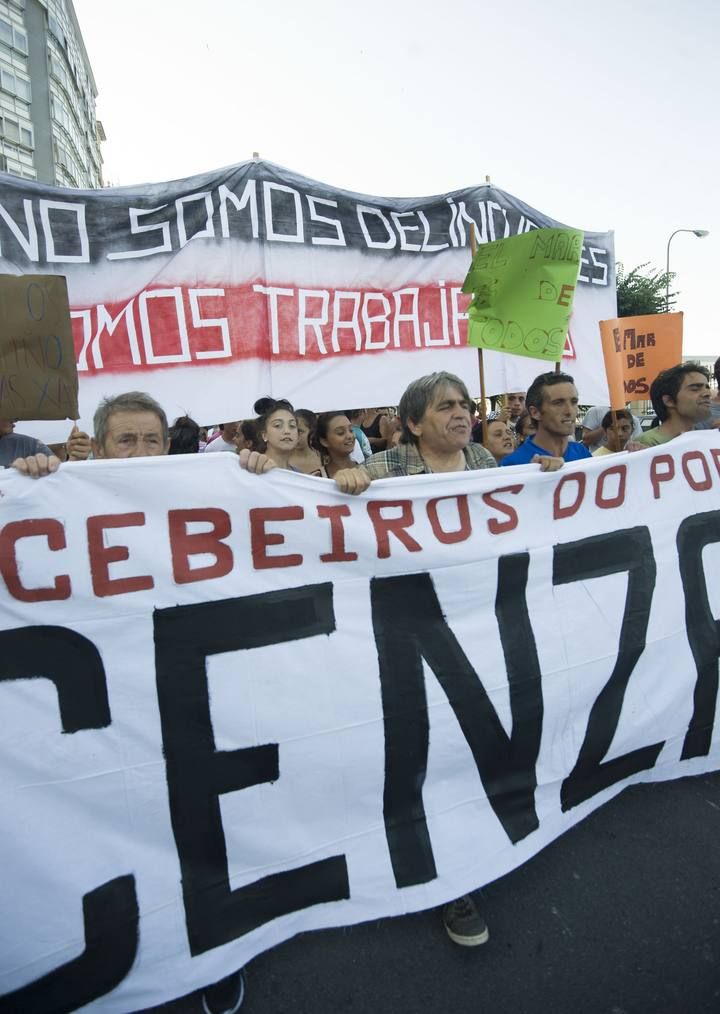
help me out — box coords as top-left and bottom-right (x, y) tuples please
(234, 419), (259, 453)
(168, 415), (201, 454)
(360, 407), (392, 451)
(289, 408), (322, 474)
(313, 411), (359, 479)
(256, 398), (299, 469)
(480, 419), (516, 464)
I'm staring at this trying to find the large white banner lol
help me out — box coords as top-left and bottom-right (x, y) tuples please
(0, 160), (615, 444)
(1, 434), (719, 1011)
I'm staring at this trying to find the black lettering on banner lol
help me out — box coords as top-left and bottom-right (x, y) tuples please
(0, 625), (110, 731)
(676, 511), (720, 760)
(153, 584), (350, 956)
(0, 876), (139, 1014)
(553, 527), (662, 811)
(0, 628), (138, 1012)
(371, 561), (543, 890)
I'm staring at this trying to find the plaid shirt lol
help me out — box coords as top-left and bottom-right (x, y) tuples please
(364, 441), (497, 478)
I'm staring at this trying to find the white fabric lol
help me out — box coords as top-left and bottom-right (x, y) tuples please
(350, 437), (365, 464)
(1, 432), (718, 1010)
(0, 161), (615, 445)
(203, 436), (237, 453)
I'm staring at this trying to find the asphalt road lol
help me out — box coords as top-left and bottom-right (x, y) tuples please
(150, 771), (720, 1014)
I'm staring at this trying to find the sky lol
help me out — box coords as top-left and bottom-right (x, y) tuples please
(72, 0), (719, 355)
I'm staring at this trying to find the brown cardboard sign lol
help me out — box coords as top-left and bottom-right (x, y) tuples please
(0, 274), (79, 421)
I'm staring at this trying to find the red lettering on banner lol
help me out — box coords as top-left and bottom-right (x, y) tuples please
(169, 509), (234, 583)
(426, 496), (472, 544)
(250, 507), (304, 569)
(482, 486), (523, 534)
(0, 519), (71, 602)
(681, 451), (713, 491)
(317, 505), (358, 562)
(87, 513), (154, 597)
(650, 454), (675, 500)
(595, 465), (627, 509)
(553, 473), (586, 520)
(71, 281), (472, 375)
(712, 448), (720, 479)
(367, 501), (421, 559)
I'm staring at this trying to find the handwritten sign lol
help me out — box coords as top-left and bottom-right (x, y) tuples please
(0, 274), (79, 421)
(462, 228), (583, 361)
(599, 312), (683, 408)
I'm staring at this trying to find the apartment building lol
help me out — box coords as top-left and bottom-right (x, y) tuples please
(0, 0), (104, 188)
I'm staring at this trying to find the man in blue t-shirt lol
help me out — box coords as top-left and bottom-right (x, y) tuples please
(501, 371), (592, 467)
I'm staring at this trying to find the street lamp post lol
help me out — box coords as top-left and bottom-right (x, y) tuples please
(665, 228), (710, 311)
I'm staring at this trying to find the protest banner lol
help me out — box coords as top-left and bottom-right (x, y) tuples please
(599, 312), (683, 407)
(463, 228), (583, 361)
(0, 161), (615, 443)
(1, 436), (719, 1011)
(0, 273), (78, 421)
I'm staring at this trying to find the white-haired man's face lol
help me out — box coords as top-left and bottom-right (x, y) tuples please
(93, 410), (169, 459)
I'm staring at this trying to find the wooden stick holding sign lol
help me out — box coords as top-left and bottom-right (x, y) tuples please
(468, 225), (488, 442)
(0, 274), (79, 421)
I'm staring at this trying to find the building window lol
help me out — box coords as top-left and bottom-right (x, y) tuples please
(48, 14), (65, 49)
(0, 17), (28, 54)
(2, 113), (19, 141)
(0, 66), (30, 101)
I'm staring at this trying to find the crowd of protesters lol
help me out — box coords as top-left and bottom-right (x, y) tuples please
(4, 355), (716, 478)
(1, 356), (718, 1014)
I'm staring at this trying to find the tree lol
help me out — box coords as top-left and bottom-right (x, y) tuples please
(615, 262), (676, 317)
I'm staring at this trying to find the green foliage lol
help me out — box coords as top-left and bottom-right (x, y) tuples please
(616, 262), (676, 317)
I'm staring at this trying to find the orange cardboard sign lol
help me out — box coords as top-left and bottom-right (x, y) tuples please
(599, 312), (683, 408)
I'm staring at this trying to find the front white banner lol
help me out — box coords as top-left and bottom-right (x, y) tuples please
(1, 433), (719, 1011)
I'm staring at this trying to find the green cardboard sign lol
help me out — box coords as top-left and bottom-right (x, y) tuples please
(462, 227), (583, 362)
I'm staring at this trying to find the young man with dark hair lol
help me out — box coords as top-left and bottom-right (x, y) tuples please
(489, 390), (526, 427)
(580, 404), (642, 451)
(634, 362), (712, 447)
(593, 409), (634, 455)
(500, 372), (591, 466)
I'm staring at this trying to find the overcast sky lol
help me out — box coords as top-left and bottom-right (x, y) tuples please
(72, 0), (718, 355)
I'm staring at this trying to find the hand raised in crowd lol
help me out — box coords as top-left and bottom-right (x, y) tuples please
(66, 424), (92, 461)
(10, 453), (61, 478)
(378, 410), (396, 446)
(531, 454), (564, 472)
